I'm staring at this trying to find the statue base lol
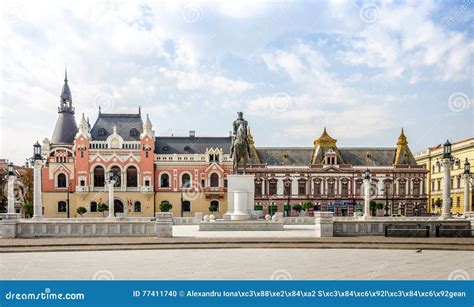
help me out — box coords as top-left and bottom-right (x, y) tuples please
(223, 174), (255, 221)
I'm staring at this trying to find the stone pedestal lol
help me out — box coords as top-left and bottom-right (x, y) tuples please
(0, 219), (18, 238)
(155, 212), (173, 237)
(223, 174), (255, 221)
(441, 158), (452, 219)
(315, 212), (334, 237)
(33, 160), (43, 219)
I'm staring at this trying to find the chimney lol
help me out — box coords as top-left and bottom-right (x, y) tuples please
(189, 130), (195, 138)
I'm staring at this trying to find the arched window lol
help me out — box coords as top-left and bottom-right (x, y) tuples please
(126, 166), (137, 187)
(134, 201), (142, 212)
(209, 200), (219, 212)
(90, 201), (97, 212)
(182, 200), (191, 212)
(57, 173), (67, 188)
(58, 201), (67, 212)
(160, 173), (170, 187)
(181, 173), (191, 188)
(210, 173), (219, 187)
(93, 166), (105, 187)
(110, 166), (121, 187)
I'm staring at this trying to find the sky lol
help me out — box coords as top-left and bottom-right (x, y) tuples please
(1, 0), (473, 164)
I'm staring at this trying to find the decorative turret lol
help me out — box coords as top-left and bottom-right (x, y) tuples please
(247, 127), (261, 164)
(393, 128), (416, 165)
(51, 69), (78, 144)
(140, 114), (155, 139)
(75, 113), (91, 139)
(311, 127), (345, 165)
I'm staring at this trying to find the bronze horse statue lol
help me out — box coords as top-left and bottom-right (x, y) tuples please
(230, 124), (251, 174)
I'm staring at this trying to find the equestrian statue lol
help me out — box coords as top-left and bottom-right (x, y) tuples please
(230, 112), (252, 174)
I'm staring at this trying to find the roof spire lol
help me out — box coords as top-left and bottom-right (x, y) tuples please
(139, 105), (141, 115)
(64, 66), (68, 82)
(59, 67), (73, 113)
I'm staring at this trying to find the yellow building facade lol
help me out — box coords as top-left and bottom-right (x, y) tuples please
(414, 138), (474, 215)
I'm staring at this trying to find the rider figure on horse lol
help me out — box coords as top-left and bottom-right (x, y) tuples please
(230, 112), (252, 174)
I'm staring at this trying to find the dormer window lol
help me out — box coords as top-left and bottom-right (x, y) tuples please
(324, 150), (337, 165)
(98, 128), (106, 136)
(129, 128), (139, 137)
(209, 154), (220, 163)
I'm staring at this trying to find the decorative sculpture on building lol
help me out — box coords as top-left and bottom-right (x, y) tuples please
(230, 112), (252, 174)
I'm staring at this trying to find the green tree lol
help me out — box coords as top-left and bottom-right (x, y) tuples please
(98, 203), (109, 217)
(301, 201), (313, 216)
(159, 200), (173, 212)
(292, 204), (302, 214)
(76, 206), (87, 216)
(22, 202), (33, 218)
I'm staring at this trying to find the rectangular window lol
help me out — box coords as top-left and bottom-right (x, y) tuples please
(399, 183), (405, 196)
(298, 181), (306, 195)
(201, 179), (206, 188)
(80, 180), (85, 186)
(456, 197), (460, 207)
(341, 183), (348, 196)
(314, 182), (321, 196)
(457, 177), (461, 189)
(437, 181), (441, 191)
(224, 179), (228, 188)
(145, 180), (150, 186)
(269, 181), (277, 195)
(327, 182), (335, 197)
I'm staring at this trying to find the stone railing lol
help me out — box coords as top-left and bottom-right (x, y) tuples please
(283, 217), (315, 225)
(0, 214), (173, 238)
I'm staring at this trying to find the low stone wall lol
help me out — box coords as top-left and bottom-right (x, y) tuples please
(0, 213), (173, 238)
(284, 217), (314, 225)
(333, 219), (471, 237)
(199, 220), (284, 231)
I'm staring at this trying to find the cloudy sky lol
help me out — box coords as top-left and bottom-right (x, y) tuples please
(1, 0), (473, 163)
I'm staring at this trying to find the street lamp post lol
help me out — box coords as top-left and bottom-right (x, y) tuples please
(6, 162), (16, 217)
(436, 140), (460, 219)
(463, 158), (473, 217)
(180, 186), (184, 218)
(363, 169), (371, 220)
(32, 141), (43, 219)
(284, 180), (291, 217)
(106, 171), (116, 219)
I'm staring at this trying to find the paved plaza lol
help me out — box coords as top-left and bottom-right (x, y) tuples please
(1, 248), (472, 280)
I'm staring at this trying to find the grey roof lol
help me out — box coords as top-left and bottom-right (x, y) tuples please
(51, 112), (78, 144)
(340, 147), (397, 166)
(155, 137), (231, 154)
(252, 147), (417, 167)
(90, 113), (143, 141)
(256, 147), (313, 166)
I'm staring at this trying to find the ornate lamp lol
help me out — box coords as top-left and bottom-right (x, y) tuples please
(7, 162), (14, 176)
(33, 141), (42, 160)
(443, 140), (452, 159)
(464, 158), (471, 175)
(364, 168), (371, 180)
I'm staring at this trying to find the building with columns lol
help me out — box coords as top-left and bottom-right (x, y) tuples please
(414, 138), (474, 215)
(247, 128), (428, 217)
(38, 73), (427, 218)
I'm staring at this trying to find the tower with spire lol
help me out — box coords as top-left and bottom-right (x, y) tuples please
(51, 69), (78, 144)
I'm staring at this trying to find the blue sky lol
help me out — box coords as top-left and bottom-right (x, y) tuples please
(1, 0), (473, 163)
